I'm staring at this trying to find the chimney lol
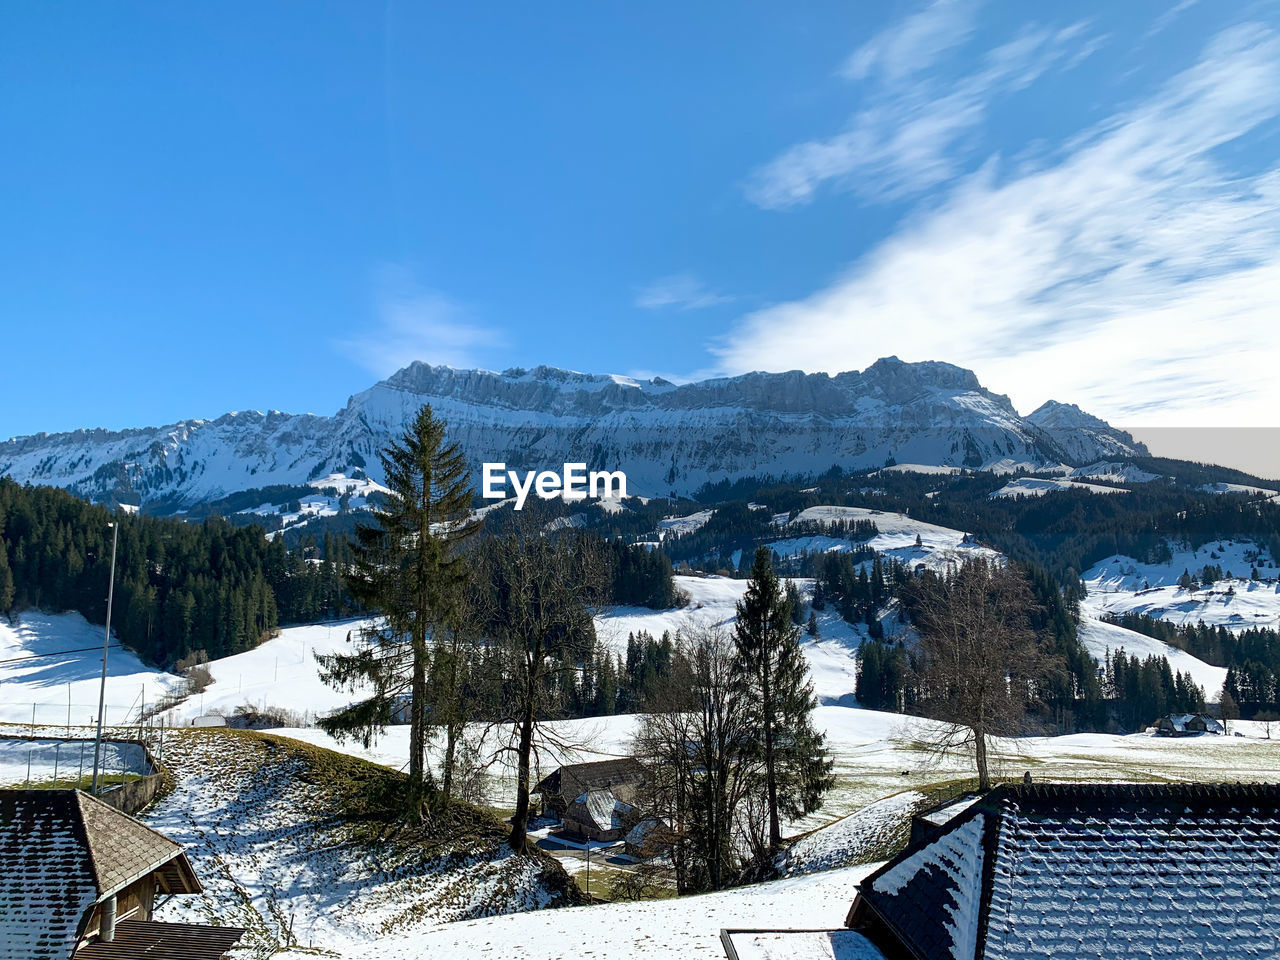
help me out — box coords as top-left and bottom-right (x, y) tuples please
(100, 895), (117, 942)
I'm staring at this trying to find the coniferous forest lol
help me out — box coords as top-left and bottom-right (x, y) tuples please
(0, 476), (680, 672)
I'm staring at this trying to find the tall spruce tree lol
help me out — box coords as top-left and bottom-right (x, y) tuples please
(317, 405), (480, 819)
(732, 546), (833, 855)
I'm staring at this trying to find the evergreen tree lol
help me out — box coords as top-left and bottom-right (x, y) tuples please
(317, 405), (480, 819)
(731, 546), (833, 855)
(0, 540), (13, 615)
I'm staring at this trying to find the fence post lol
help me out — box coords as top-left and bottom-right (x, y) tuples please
(53, 742), (61, 788)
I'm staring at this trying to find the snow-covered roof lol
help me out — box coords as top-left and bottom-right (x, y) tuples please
(1160, 713), (1224, 733)
(853, 782), (1280, 960)
(0, 789), (201, 960)
(570, 788), (634, 832)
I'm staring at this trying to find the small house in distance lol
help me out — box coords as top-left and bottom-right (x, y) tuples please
(532, 758), (644, 820)
(0, 789), (244, 960)
(1154, 712), (1224, 736)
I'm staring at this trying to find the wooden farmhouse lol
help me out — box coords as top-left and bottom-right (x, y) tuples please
(0, 789), (244, 960)
(532, 758), (644, 819)
(1154, 712), (1225, 736)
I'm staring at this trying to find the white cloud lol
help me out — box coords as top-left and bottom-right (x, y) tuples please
(840, 0), (980, 83)
(635, 273), (733, 310)
(337, 270), (499, 376)
(745, 10), (1103, 209)
(719, 24), (1280, 428)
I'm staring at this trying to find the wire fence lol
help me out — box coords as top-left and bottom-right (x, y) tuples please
(0, 736), (156, 790)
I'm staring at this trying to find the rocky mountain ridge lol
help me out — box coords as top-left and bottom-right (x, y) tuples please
(0, 357), (1146, 509)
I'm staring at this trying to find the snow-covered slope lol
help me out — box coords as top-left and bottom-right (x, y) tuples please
(1077, 616), (1227, 700)
(1081, 542), (1280, 633)
(0, 358), (1145, 507)
(991, 477), (1128, 498)
(1025, 400), (1144, 464)
(145, 729), (580, 957)
(0, 612), (179, 726)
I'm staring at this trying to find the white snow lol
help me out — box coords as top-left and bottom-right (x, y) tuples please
(657, 509), (715, 538)
(1200, 482), (1279, 498)
(0, 612), (179, 727)
(779, 790), (925, 876)
(333, 862), (882, 960)
(1069, 462), (1160, 483)
(873, 814), (984, 960)
(990, 477), (1127, 498)
(723, 930), (886, 960)
(1082, 541), (1280, 633)
(157, 619), (379, 726)
(0, 738), (149, 787)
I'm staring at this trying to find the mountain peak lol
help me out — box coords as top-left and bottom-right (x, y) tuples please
(1, 358), (1144, 507)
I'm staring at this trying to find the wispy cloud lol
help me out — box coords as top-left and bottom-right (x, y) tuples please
(840, 0), (980, 83)
(1145, 0), (1201, 39)
(336, 269), (500, 376)
(635, 273), (734, 310)
(744, 6), (1103, 210)
(720, 23), (1280, 427)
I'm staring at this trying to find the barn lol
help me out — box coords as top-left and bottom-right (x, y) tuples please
(532, 757), (645, 819)
(1154, 713), (1225, 736)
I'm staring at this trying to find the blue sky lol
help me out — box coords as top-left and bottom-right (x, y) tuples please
(3, 1), (1279, 442)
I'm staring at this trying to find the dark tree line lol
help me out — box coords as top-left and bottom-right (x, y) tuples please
(1107, 611), (1280, 716)
(1103, 649), (1205, 731)
(855, 558), (1109, 735)
(605, 541), (684, 608)
(0, 478), (352, 666)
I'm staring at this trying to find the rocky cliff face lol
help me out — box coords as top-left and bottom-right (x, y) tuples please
(0, 358), (1145, 509)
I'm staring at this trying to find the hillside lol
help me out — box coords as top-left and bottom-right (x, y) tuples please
(0, 357), (1145, 509)
(145, 728), (583, 958)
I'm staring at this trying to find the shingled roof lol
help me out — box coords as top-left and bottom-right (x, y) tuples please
(0, 790), (200, 960)
(850, 782), (1280, 960)
(533, 757), (644, 797)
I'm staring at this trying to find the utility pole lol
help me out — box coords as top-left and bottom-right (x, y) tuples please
(90, 519), (120, 795)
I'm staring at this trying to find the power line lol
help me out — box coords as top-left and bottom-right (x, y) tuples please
(0, 644), (122, 666)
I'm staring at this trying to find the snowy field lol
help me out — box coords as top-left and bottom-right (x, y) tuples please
(1078, 616), (1227, 699)
(0, 737), (149, 787)
(268, 701), (1280, 842)
(0, 612), (179, 726)
(656, 509), (714, 538)
(990, 477), (1127, 498)
(1069, 461), (1160, 483)
(161, 618), (380, 725)
(1082, 540), (1280, 633)
(315, 862), (879, 960)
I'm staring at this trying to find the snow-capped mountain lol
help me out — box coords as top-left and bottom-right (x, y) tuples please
(0, 357), (1146, 509)
(1024, 400), (1144, 465)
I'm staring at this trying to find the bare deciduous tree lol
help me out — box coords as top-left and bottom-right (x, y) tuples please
(474, 523), (606, 854)
(907, 559), (1057, 790)
(633, 625), (759, 893)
